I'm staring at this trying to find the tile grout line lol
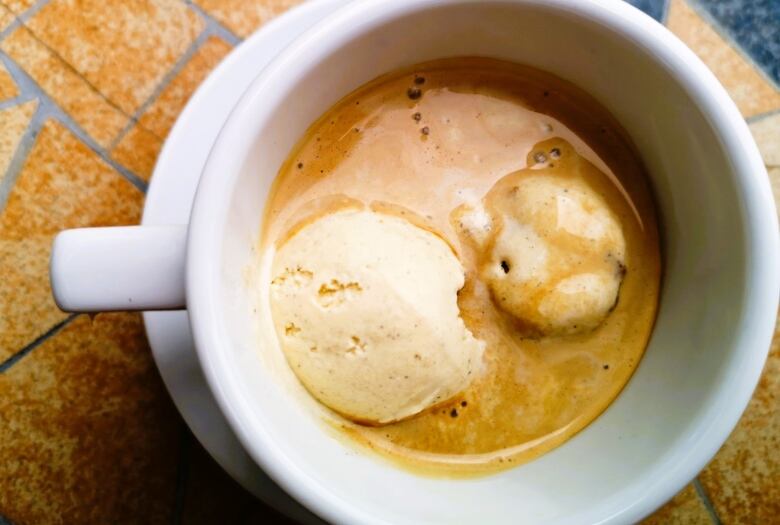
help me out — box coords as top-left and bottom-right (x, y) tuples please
(183, 0), (242, 47)
(685, 0), (780, 91)
(110, 0), (243, 150)
(2, 0), (145, 146)
(109, 26), (215, 150)
(5, 24), (133, 121)
(0, 90), (45, 211)
(693, 477), (723, 525)
(0, 3), (149, 194)
(0, 51), (148, 194)
(746, 107), (780, 124)
(0, 0), (51, 42)
(0, 0), (238, 197)
(0, 314), (78, 373)
(2, 0), (51, 22)
(661, 0), (671, 25)
(170, 423), (193, 525)
(0, 92), (36, 111)
(0, 18), (21, 43)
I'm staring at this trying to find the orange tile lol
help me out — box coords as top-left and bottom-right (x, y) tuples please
(0, 62), (19, 102)
(0, 119), (142, 361)
(0, 3), (14, 32)
(0, 26), (128, 147)
(698, 310), (780, 523)
(0, 237), (63, 360)
(194, 0), (303, 38)
(139, 35), (232, 139)
(25, 0), (204, 115)
(0, 99), (35, 184)
(667, 0), (780, 118)
(2, 0), (34, 15)
(0, 313), (180, 524)
(642, 484), (712, 524)
(111, 124), (163, 181)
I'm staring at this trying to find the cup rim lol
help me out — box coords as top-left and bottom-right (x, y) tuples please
(186, 0), (780, 523)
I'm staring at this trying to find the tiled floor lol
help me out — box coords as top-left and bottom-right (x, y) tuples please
(0, 1), (777, 523)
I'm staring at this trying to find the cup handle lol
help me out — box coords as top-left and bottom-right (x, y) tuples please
(50, 225), (187, 312)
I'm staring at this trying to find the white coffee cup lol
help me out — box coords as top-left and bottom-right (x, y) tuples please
(50, 0), (779, 523)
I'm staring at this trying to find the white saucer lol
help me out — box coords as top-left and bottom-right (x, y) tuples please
(141, 2), (343, 521)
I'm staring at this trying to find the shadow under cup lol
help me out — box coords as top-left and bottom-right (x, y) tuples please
(194, 1), (777, 524)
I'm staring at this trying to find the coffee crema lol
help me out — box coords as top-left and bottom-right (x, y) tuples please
(261, 58), (660, 476)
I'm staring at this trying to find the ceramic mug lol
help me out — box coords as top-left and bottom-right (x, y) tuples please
(51, 0), (779, 523)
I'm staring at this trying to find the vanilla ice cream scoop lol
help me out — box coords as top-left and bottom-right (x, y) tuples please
(481, 171), (626, 336)
(452, 139), (628, 338)
(270, 209), (484, 424)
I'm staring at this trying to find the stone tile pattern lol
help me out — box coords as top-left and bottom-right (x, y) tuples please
(0, 0), (777, 524)
(0, 313), (180, 525)
(0, 4), (15, 33)
(0, 62), (19, 101)
(0, 26), (129, 148)
(698, 313), (780, 523)
(138, 35), (232, 139)
(0, 100), (34, 183)
(110, 124), (163, 182)
(25, 0), (204, 115)
(695, 0), (780, 85)
(667, 0), (780, 118)
(110, 35), (233, 181)
(2, 0), (35, 15)
(195, 0), (304, 38)
(0, 120), (142, 363)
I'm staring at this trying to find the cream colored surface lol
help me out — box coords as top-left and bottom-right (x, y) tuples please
(269, 209), (484, 424)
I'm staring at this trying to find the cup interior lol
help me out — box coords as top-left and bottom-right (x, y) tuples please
(189, 1), (777, 523)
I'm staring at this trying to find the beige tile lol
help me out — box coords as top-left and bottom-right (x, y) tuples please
(0, 313), (180, 524)
(0, 99), (35, 184)
(667, 0), (780, 118)
(0, 26), (128, 147)
(195, 0), (303, 38)
(25, 0), (203, 115)
(0, 119), (142, 361)
(0, 236), (62, 357)
(769, 167), (780, 220)
(0, 3), (14, 36)
(0, 62), (19, 102)
(111, 124), (163, 181)
(109, 36), (234, 182)
(180, 437), (296, 525)
(2, 0), (34, 15)
(749, 113), (780, 167)
(642, 484), (711, 524)
(699, 310), (780, 523)
(139, 35), (232, 139)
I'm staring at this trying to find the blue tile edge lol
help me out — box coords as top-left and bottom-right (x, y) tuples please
(692, 0), (780, 86)
(623, 0), (670, 23)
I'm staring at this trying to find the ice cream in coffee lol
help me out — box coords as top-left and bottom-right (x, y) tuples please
(261, 58), (660, 475)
